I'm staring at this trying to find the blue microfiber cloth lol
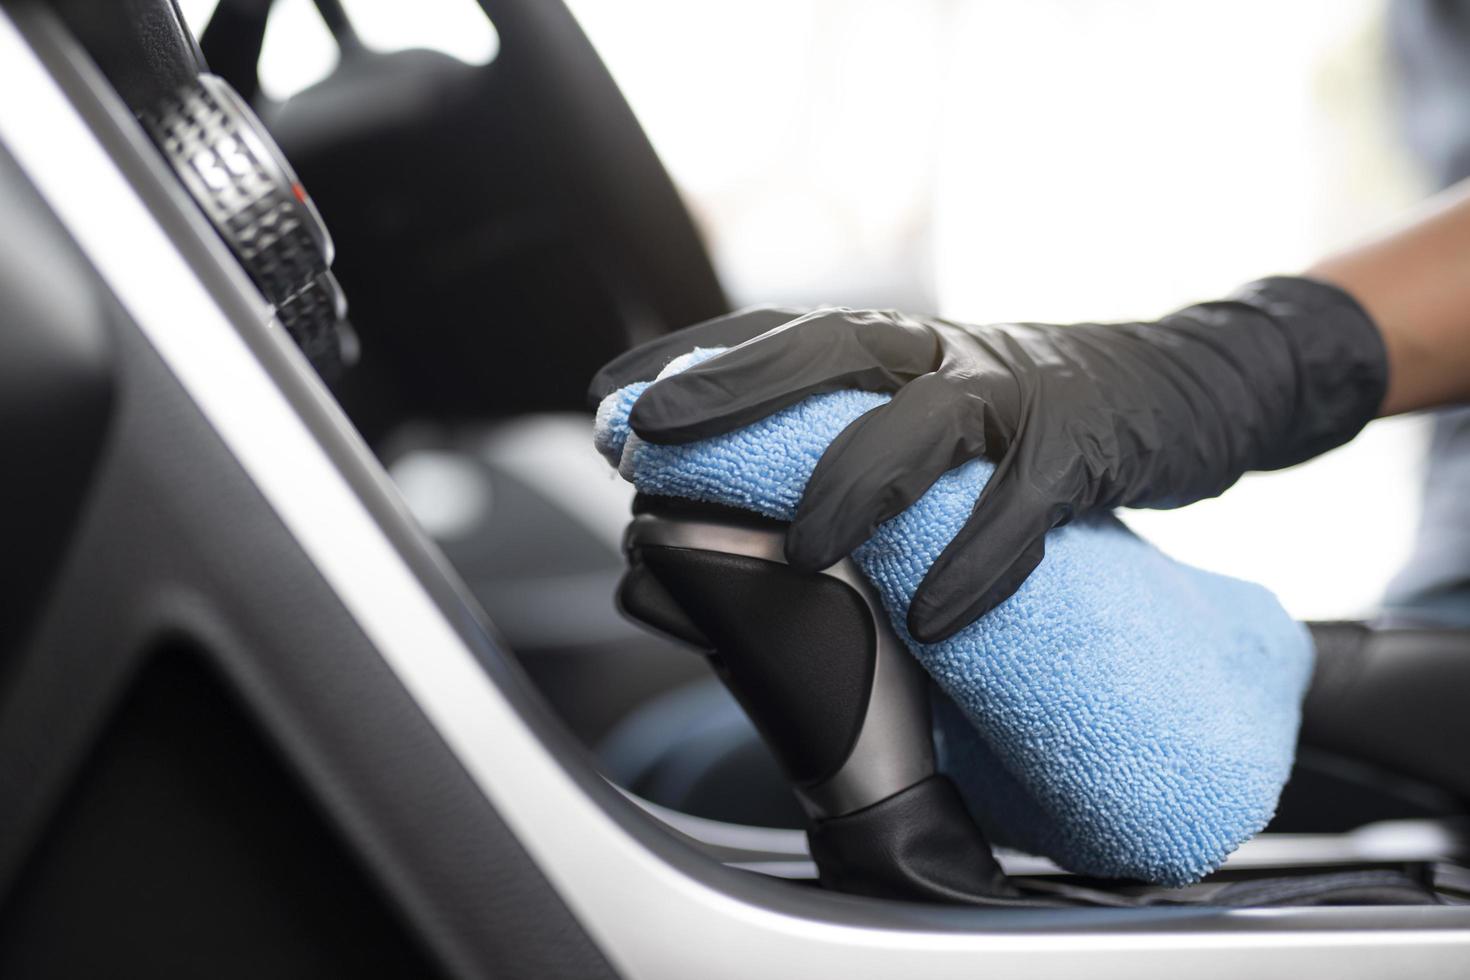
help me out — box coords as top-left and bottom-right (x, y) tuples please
(596, 348), (1314, 886)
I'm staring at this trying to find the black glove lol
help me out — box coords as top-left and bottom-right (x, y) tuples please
(590, 279), (1388, 642)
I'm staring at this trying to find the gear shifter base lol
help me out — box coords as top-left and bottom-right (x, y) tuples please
(807, 775), (1017, 902)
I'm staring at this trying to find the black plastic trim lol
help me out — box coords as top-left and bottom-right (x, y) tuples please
(636, 546), (876, 788)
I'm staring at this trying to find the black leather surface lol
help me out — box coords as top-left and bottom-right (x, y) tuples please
(1303, 622), (1470, 804)
(48, 0), (203, 110)
(808, 775), (1016, 904)
(637, 546), (876, 788)
(619, 559), (713, 649)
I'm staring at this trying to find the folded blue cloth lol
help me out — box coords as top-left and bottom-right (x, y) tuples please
(596, 348), (1314, 885)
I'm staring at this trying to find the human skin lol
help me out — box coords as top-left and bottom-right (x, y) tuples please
(1310, 180), (1470, 415)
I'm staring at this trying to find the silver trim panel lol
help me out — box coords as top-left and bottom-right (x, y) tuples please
(634, 794), (1468, 877)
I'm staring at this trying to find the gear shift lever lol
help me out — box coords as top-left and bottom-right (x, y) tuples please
(617, 496), (1460, 908)
(619, 494), (1014, 901)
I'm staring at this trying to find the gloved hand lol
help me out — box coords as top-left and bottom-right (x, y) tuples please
(590, 278), (1388, 642)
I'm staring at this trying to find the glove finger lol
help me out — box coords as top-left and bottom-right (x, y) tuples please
(786, 373), (995, 571)
(630, 308), (939, 444)
(586, 306), (803, 405)
(907, 468), (1059, 644)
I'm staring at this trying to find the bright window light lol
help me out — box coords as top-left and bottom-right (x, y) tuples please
(181, 0), (499, 104)
(176, 0), (222, 36)
(342, 0), (499, 69)
(259, 0), (339, 102)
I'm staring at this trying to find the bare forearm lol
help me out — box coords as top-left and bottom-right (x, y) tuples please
(1308, 181), (1470, 415)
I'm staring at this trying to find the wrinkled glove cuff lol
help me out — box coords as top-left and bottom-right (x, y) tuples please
(1228, 275), (1389, 471)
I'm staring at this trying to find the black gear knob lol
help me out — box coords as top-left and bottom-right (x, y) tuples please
(618, 494), (1013, 901)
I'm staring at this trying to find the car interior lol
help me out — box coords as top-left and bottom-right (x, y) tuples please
(1, 0), (1469, 976)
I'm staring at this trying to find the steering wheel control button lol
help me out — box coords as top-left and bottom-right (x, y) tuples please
(143, 73), (354, 376)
